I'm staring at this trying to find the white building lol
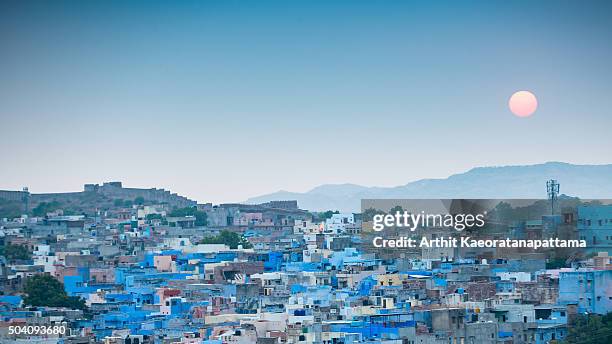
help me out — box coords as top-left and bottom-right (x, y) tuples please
(324, 213), (355, 234)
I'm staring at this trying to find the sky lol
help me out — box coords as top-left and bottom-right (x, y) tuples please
(1, 0), (612, 203)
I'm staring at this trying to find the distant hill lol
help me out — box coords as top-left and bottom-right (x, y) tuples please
(245, 162), (612, 212)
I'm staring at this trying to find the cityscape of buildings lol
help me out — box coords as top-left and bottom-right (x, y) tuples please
(0, 182), (610, 344)
(3, 1), (612, 344)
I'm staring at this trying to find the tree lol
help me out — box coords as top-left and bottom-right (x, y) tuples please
(546, 258), (567, 269)
(113, 199), (124, 207)
(362, 207), (384, 222)
(169, 207), (207, 226)
(0, 244), (31, 262)
(562, 313), (612, 344)
(134, 196), (145, 205)
(389, 206), (404, 215)
(23, 274), (87, 310)
(32, 201), (62, 217)
(318, 210), (340, 220)
(146, 213), (163, 221)
(200, 230), (252, 249)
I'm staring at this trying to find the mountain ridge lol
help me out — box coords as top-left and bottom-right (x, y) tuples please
(245, 162), (612, 212)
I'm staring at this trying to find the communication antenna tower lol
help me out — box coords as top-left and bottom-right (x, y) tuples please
(546, 180), (560, 215)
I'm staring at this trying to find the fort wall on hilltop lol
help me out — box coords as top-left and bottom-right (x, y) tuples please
(0, 182), (196, 212)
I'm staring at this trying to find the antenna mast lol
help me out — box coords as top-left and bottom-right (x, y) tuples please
(546, 179), (560, 215)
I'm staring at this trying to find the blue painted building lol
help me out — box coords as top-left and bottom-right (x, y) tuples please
(578, 205), (612, 254)
(558, 269), (611, 314)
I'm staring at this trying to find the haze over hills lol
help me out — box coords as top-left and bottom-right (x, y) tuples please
(245, 162), (612, 212)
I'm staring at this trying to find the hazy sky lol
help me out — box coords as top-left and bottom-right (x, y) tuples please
(1, 1), (612, 203)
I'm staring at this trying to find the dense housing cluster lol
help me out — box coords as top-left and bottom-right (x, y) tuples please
(0, 184), (611, 344)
